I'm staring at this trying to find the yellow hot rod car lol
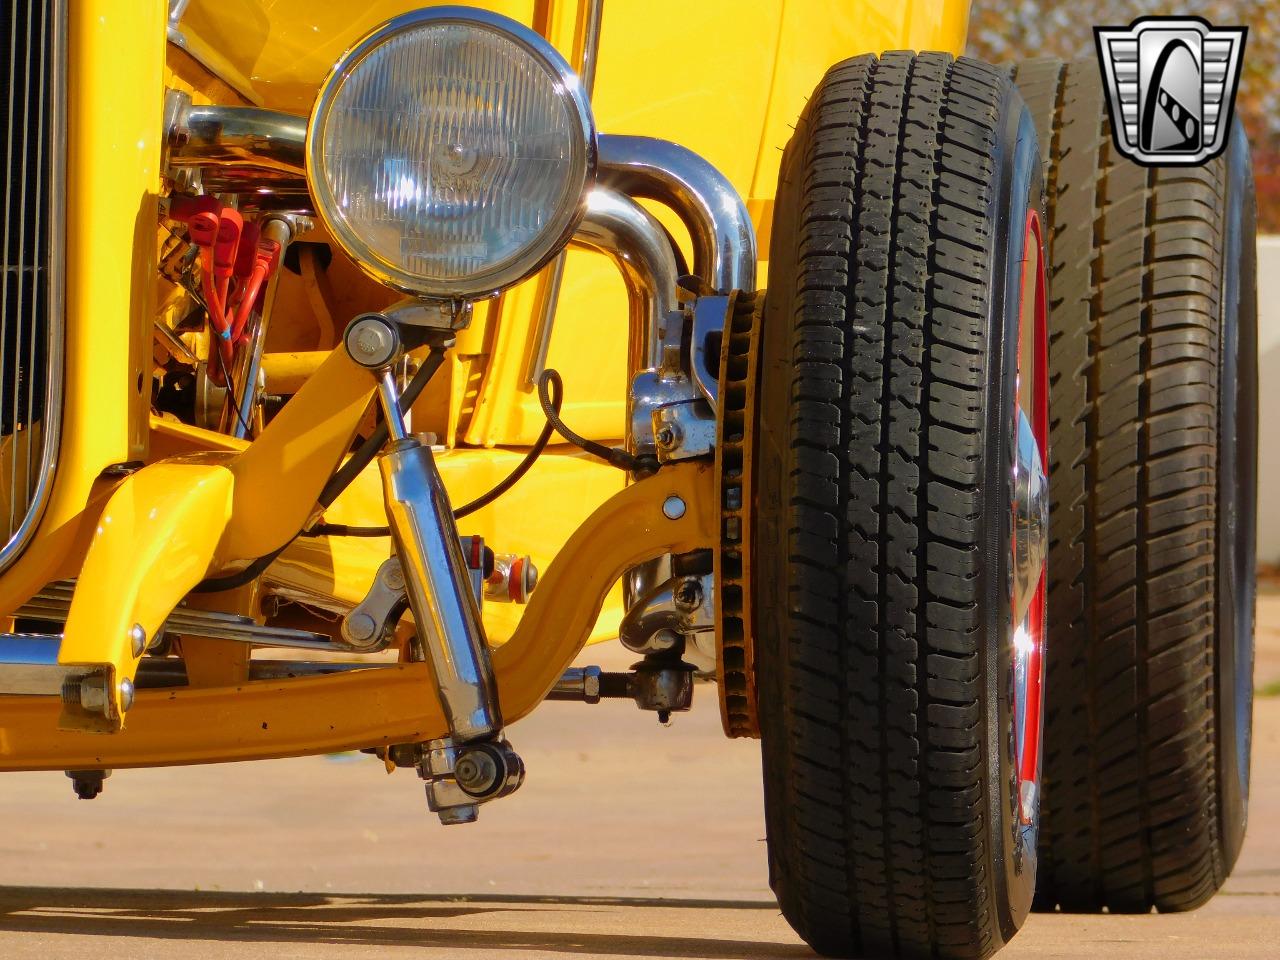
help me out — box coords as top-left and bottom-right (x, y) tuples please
(0, 1), (1258, 957)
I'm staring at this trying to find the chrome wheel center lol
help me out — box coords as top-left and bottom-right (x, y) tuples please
(1012, 408), (1049, 625)
(1010, 209), (1049, 828)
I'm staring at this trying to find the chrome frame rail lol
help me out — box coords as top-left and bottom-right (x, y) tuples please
(0, 0), (68, 576)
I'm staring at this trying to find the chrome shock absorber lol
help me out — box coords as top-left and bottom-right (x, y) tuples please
(344, 313), (523, 824)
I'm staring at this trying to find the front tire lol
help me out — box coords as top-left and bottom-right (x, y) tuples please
(753, 52), (1048, 959)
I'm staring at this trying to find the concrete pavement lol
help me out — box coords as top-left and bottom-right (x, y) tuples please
(1, 593), (1278, 959)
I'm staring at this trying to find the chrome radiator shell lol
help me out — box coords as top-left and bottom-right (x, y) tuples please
(0, 0), (66, 574)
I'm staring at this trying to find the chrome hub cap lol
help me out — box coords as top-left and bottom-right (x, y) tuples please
(1011, 210), (1049, 827)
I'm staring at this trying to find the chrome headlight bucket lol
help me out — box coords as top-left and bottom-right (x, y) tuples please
(306, 7), (596, 301)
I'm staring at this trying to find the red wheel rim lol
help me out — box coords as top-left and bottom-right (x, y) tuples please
(1011, 209), (1049, 825)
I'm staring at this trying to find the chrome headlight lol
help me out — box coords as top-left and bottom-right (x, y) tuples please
(306, 7), (595, 300)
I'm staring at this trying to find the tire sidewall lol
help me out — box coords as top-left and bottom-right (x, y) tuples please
(982, 93), (1045, 937)
(1215, 119), (1258, 871)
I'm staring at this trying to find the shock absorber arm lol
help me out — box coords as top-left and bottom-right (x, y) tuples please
(344, 313), (522, 823)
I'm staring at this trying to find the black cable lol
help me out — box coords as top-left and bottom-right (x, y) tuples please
(298, 373), (563, 532)
(535, 369), (649, 472)
(318, 347), (447, 506)
(197, 358), (643, 589)
(295, 368), (640, 538)
(193, 345), (447, 593)
(452, 372), (563, 519)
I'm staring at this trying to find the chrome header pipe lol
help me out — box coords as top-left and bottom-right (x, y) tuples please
(168, 102), (307, 177)
(569, 187), (680, 374)
(597, 134), (756, 294)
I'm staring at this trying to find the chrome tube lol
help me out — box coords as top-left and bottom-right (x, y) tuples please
(379, 439), (500, 743)
(569, 187), (679, 374)
(220, 216), (293, 438)
(0, 633), (82, 695)
(597, 134), (756, 294)
(169, 104), (307, 177)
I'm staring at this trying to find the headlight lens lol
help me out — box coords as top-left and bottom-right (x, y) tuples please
(307, 7), (595, 300)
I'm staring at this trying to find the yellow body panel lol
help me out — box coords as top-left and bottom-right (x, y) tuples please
(58, 462), (234, 725)
(55, 347), (377, 723)
(270, 445), (626, 645)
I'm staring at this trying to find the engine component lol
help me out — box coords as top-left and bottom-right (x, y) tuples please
(485, 553), (537, 604)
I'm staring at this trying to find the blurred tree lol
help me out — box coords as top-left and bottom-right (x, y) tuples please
(967, 0), (1279, 231)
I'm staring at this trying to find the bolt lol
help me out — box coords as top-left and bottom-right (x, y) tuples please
(118, 678), (135, 713)
(354, 329), (383, 357)
(648, 628), (681, 653)
(346, 612), (377, 643)
(383, 561), (405, 592)
(386, 743), (420, 768)
(581, 665), (602, 704)
(345, 315), (399, 369)
(662, 495), (686, 520)
(74, 673), (110, 715)
(656, 426), (678, 449)
(66, 769), (110, 800)
(454, 749), (500, 797)
(129, 624), (147, 658)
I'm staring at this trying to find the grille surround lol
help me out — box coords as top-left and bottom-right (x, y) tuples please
(0, 0), (66, 574)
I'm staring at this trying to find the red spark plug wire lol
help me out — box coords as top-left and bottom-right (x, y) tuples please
(229, 238), (281, 344)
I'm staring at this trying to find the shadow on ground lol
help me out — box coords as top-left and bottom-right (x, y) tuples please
(0, 886), (808, 959)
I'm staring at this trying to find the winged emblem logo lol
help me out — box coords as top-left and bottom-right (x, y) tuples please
(1094, 17), (1246, 166)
